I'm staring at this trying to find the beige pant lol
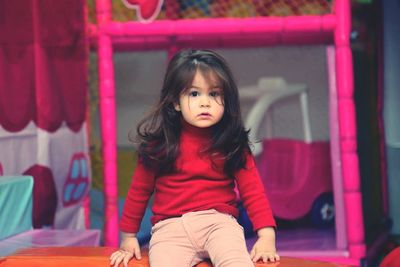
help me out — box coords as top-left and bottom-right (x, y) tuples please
(149, 209), (254, 267)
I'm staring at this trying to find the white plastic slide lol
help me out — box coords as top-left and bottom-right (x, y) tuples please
(241, 77), (312, 156)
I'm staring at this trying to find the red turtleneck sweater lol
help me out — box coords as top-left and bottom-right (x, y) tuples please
(120, 123), (276, 233)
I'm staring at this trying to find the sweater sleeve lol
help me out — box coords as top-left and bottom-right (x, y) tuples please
(119, 158), (156, 233)
(235, 152), (276, 231)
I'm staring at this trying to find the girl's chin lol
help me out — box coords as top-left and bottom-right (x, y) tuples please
(189, 121), (216, 128)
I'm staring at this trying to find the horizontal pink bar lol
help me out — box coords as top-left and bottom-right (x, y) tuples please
(285, 16), (326, 31)
(91, 33), (333, 51)
(89, 16), (335, 50)
(97, 15), (336, 37)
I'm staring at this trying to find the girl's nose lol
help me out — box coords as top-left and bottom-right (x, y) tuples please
(200, 95), (211, 107)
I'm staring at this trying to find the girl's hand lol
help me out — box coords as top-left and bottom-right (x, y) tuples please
(250, 227), (280, 263)
(110, 233), (141, 267)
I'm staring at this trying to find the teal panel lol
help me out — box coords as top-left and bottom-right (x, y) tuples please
(0, 176), (33, 240)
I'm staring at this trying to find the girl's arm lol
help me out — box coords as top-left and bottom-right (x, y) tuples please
(235, 153), (279, 262)
(250, 227), (280, 263)
(120, 158), (156, 233)
(235, 153), (276, 230)
(110, 158), (156, 267)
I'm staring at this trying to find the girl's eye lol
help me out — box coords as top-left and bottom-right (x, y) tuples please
(209, 90), (221, 97)
(189, 91), (199, 97)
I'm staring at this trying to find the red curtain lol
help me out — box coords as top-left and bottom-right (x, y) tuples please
(0, 0), (87, 133)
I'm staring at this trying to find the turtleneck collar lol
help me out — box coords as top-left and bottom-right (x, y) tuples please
(181, 119), (212, 140)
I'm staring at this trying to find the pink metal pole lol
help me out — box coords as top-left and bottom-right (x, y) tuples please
(334, 0), (366, 260)
(96, 0), (119, 247)
(101, 15), (336, 37)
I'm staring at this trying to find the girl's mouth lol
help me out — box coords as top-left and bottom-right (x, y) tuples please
(198, 113), (211, 117)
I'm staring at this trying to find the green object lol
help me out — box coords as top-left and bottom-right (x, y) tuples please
(91, 147), (138, 198)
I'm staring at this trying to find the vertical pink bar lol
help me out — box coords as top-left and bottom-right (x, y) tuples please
(326, 46), (347, 249)
(98, 34), (119, 247)
(335, 0), (366, 260)
(97, 0), (119, 247)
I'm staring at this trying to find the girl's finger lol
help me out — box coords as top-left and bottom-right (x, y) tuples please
(111, 251), (123, 263)
(113, 254), (125, 267)
(134, 247), (142, 260)
(110, 250), (124, 262)
(113, 257), (121, 267)
(262, 254), (270, 263)
(252, 253), (261, 262)
(110, 251), (119, 259)
(268, 254), (276, 262)
(110, 252), (119, 265)
(123, 255), (130, 267)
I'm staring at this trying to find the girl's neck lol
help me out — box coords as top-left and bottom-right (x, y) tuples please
(181, 120), (212, 139)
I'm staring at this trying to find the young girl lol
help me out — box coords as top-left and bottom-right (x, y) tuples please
(110, 49), (279, 267)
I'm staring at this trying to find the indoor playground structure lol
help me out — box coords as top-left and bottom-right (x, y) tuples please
(0, 0), (395, 266)
(91, 0), (373, 265)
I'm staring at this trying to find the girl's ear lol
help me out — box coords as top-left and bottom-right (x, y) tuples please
(174, 102), (181, 111)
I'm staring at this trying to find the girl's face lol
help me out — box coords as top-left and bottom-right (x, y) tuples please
(174, 70), (224, 128)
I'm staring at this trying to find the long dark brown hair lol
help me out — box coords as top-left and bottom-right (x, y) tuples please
(130, 49), (251, 177)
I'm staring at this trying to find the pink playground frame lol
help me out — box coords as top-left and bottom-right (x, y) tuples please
(91, 0), (366, 264)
